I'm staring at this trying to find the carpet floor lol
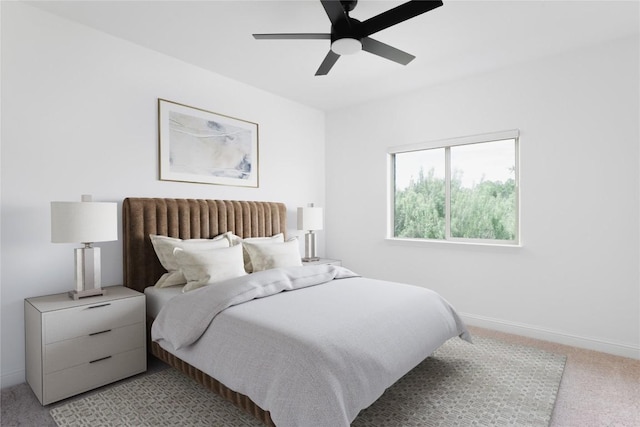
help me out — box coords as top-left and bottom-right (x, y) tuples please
(49, 336), (565, 427)
(3, 326), (637, 426)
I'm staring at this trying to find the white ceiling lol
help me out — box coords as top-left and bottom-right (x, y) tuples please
(27, 0), (640, 111)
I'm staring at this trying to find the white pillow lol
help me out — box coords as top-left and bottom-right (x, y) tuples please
(173, 244), (247, 292)
(226, 233), (285, 273)
(150, 233), (229, 288)
(242, 239), (302, 272)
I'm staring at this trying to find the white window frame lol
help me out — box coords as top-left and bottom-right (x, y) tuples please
(387, 130), (520, 246)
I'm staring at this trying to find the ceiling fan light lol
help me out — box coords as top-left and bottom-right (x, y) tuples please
(331, 38), (362, 55)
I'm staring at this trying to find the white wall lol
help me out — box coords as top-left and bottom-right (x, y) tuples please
(2, 1), (638, 393)
(326, 36), (640, 358)
(0, 2), (325, 387)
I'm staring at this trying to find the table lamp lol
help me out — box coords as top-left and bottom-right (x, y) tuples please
(51, 195), (118, 299)
(297, 203), (323, 262)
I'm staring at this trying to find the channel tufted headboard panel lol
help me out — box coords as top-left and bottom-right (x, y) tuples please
(122, 198), (287, 292)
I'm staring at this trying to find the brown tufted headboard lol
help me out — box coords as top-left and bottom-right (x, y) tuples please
(122, 198), (287, 292)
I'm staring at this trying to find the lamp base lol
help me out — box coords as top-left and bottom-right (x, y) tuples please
(304, 231), (320, 261)
(70, 246), (104, 300)
(69, 288), (106, 300)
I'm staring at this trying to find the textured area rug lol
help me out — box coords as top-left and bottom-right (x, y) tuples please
(50, 336), (566, 427)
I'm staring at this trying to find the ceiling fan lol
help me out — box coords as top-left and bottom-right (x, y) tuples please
(253, 0), (443, 76)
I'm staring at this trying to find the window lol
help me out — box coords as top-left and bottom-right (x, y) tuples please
(388, 130), (519, 245)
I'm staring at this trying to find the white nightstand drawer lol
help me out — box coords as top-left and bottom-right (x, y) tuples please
(44, 296), (144, 344)
(44, 322), (145, 374)
(44, 346), (146, 404)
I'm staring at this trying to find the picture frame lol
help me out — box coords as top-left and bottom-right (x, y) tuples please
(158, 99), (259, 187)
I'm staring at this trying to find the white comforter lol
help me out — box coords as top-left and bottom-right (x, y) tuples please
(152, 265), (470, 427)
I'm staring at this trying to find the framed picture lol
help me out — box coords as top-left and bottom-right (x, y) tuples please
(158, 99), (259, 187)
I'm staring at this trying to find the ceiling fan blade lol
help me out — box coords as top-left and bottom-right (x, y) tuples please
(253, 33), (331, 40)
(361, 0), (443, 36)
(361, 37), (415, 65)
(321, 0), (348, 27)
(315, 50), (340, 76)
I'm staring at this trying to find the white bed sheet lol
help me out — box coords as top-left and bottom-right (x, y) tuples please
(144, 285), (183, 318)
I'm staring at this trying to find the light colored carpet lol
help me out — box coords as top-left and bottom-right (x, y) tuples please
(50, 336), (566, 427)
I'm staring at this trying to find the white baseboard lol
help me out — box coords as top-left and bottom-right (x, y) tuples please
(460, 312), (640, 360)
(1, 369), (25, 390)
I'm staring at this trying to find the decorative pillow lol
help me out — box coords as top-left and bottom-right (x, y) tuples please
(226, 233), (285, 273)
(242, 239), (302, 272)
(173, 243), (247, 292)
(150, 233), (229, 288)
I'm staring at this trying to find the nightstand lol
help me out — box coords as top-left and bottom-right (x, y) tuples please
(24, 286), (146, 405)
(302, 258), (342, 266)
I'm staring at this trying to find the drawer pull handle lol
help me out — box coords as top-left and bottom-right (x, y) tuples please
(87, 303), (111, 310)
(89, 355), (112, 364)
(89, 329), (112, 336)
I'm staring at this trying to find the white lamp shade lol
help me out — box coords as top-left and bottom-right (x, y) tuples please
(297, 206), (323, 231)
(51, 201), (118, 243)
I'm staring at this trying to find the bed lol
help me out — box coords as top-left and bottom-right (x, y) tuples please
(122, 197), (470, 427)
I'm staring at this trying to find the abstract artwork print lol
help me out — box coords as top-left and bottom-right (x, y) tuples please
(159, 99), (259, 187)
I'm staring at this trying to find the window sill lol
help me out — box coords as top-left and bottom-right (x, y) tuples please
(385, 237), (522, 249)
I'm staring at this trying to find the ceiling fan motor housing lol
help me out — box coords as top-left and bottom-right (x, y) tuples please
(330, 17), (363, 55)
(341, 0), (358, 12)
